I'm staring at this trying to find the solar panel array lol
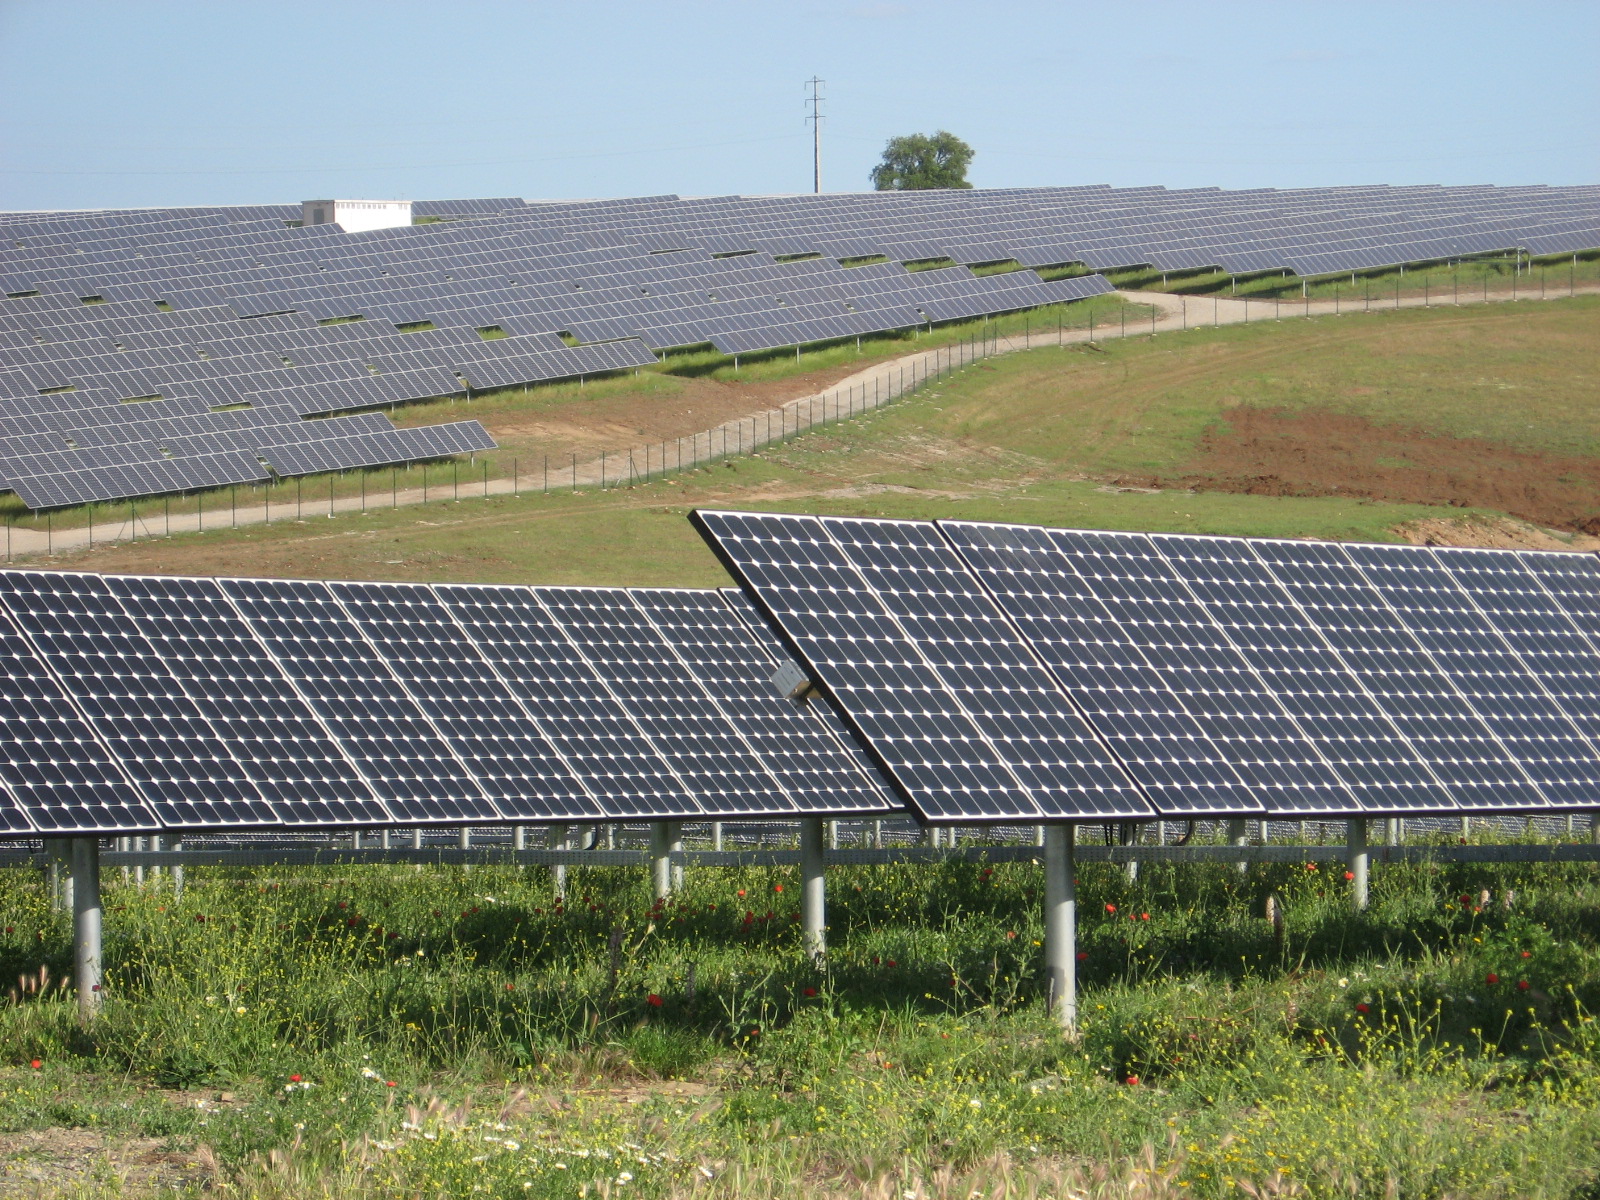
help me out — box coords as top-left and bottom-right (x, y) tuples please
(693, 510), (1600, 823)
(6, 183), (1592, 511)
(0, 569), (896, 836)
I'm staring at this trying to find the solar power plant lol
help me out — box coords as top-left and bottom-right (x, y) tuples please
(693, 509), (1600, 823)
(0, 569), (898, 836)
(2, 185), (1593, 511)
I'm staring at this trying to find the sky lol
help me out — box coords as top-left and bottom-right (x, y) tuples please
(0, 0), (1594, 211)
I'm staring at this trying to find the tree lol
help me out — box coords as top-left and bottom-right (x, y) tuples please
(870, 130), (975, 191)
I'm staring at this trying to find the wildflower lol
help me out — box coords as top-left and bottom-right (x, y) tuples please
(1124, 1075), (1139, 1086)
(646, 993), (664, 1007)
(968, 1098), (982, 1108)
(617, 1172), (633, 1183)
(505, 983), (515, 992)
(1105, 903), (1117, 914)
(1343, 871), (1354, 882)
(1139, 912), (1150, 921)
(1521, 950), (1532, 958)
(1486, 973), (1500, 985)
(773, 884), (783, 893)
(886, 959), (897, 968)
(385, 1081), (396, 1088)
(802, 986), (818, 997)
(1005, 930), (1017, 939)
(1077, 952), (1088, 962)
(29, 1059), (41, 1069)
(1355, 1003), (1370, 1014)
(289, 1074), (302, 1083)
(1518, 980), (1530, 991)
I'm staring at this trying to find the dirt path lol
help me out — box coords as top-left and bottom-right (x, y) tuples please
(7, 280), (1594, 561)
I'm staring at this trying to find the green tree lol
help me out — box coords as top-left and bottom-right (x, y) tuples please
(869, 130), (975, 190)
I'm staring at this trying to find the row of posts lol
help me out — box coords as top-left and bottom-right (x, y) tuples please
(44, 814), (1600, 1031)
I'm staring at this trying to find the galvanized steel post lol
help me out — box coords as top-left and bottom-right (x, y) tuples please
(800, 818), (827, 961)
(1347, 818), (1370, 910)
(650, 822), (672, 900)
(71, 838), (102, 1025)
(1043, 824), (1077, 1030)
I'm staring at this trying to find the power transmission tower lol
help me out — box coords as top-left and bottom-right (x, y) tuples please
(805, 76), (824, 194)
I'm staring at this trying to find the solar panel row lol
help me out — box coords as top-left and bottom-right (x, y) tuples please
(0, 570), (896, 836)
(5, 183), (1589, 511)
(692, 510), (1600, 824)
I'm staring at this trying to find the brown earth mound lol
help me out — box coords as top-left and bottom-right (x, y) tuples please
(1123, 407), (1600, 534)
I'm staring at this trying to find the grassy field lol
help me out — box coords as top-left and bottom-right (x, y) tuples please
(3, 840), (1597, 1197)
(63, 293), (1600, 587)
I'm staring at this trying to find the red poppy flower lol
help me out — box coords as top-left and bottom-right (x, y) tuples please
(504, 983), (515, 992)
(1139, 913), (1150, 921)
(646, 993), (664, 1007)
(1520, 950), (1531, 959)
(30, 1059), (41, 1069)
(1105, 903), (1117, 914)
(1355, 1003), (1370, 1014)
(1124, 1074), (1139, 1086)
(1343, 871), (1355, 882)
(737, 889), (745, 897)
(886, 959), (897, 968)
(385, 1081), (396, 1088)
(1458, 895), (1471, 906)
(1005, 930), (1017, 939)
(773, 885), (783, 894)
(289, 1073), (302, 1082)
(1076, 951), (1088, 962)
(1517, 980), (1530, 991)
(802, 986), (818, 997)
(1485, 973), (1499, 985)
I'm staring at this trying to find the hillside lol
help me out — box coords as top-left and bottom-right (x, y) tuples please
(56, 294), (1600, 587)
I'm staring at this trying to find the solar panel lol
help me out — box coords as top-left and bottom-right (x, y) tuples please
(327, 581), (605, 822)
(219, 577), (502, 825)
(105, 575), (392, 826)
(691, 510), (1152, 822)
(429, 584), (701, 819)
(697, 510), (1600, 821)
(0, 570), (282, 828)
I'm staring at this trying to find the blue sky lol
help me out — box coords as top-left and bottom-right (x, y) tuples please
(1, 0), (1594, 210)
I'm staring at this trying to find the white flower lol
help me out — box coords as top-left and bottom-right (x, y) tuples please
(235, 1006), (248, 1015)
(361, 1067), (381, 1080)
(617, 1172), (634, 1183)
(698, 1166), (715, 1179)
(968, 1098), (982, 1109)
(1337, 977), (1349, 987)
(503, 1141), (520, 1152)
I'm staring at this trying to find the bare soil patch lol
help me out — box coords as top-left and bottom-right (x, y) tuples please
(0, 1128), (204, 1197)
(1129, 406), (1600, 534)
(466, 360), (902, 458)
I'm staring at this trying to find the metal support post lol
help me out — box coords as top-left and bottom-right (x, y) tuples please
(1043, 824), (1077, 1030)
(826, 819), (838, 851)
(411, 828), (423, 850)
(1347, 818), (1370, 911)
(1227, 816), (1249, 874)
(800, 817), (827, 961)
(71, 838), (102, 1025)
(650, 822), (673, 900)
(1591, 813), (1600, 845)
(1384, 817), (1400, 847)
(711, 821), (723, 852)
(548, 825), (569, 898)
(1123, 821), (1140, 882)
(669, 822), (685, 892)
(170, 838), (183, 901)
(512, 826), (526, 851)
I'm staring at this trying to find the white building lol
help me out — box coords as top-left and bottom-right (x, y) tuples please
(300, 199), (413, 233)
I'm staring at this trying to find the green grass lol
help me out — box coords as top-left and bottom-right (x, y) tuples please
(2, 842), (1597, 1197)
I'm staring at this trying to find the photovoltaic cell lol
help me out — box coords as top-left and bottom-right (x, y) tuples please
(1180, 540), (1554, 811)
(435, 585), (701, 819)
(1150, 534), (1455, 812)
(0, 570), (281, 828)
(939, 520), (1266, 815)
(1346, 544), (1600, 807)
(691, 510), (1151, 822)
(630, 588), (897, 815)
(105, 575), (391, 826)
(0, 603), (144, 833)
(219, 577), (501, 824)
